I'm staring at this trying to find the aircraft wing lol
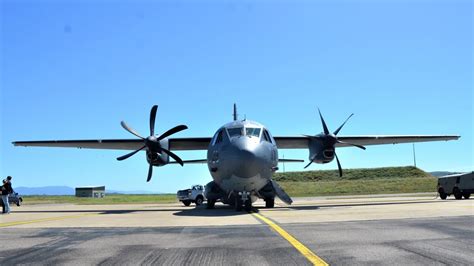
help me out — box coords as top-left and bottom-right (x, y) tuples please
(274, 135), (460, 149)
(12, 137), (212, 151)
(12, 135), (459, 150)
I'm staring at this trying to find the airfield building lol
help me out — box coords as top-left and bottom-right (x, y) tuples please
(75, 186), (106, 198)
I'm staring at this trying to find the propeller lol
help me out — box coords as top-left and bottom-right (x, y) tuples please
(117, 105), (188, 182)
(305, 108), (366, 177)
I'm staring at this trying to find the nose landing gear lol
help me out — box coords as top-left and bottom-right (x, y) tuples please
(235, 191), (252, 212)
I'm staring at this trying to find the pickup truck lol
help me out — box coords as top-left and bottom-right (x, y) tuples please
(177, 185), (206, 206)
(9, 192), (23, 206)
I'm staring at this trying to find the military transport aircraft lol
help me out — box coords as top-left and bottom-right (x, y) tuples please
(13, 104), (459, 211)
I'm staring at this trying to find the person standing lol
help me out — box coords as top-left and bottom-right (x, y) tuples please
(2, 179), (9, 214)
(1, 181), (5, 214)
(2, 176), (13, 214)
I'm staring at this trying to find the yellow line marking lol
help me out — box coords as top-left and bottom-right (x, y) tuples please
(252, 212), (329, 266)
(0, 213), (98, 228)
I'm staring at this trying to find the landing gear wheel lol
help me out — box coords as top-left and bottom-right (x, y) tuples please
(182, 200), (191, 206)
(453, 188), (462, 200)
(463, 193), (471, 199)
(206, 199), (216, 209)
(195, 196), (204, 206)
(265, 198), (275, 208)
(244, 200), (252, 212)
(235, 197), (242, 211)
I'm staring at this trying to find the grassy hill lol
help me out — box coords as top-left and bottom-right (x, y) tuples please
(276, 166), (437, 196)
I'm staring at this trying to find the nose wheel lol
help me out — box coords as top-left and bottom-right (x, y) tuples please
(235, 191), (252, 212)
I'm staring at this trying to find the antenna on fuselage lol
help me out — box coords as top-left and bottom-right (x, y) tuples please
(233, 103), (238, 121)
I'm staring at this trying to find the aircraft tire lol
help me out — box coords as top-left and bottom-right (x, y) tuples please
(244, 200), (252, 212)
(235, 198), (243, 211)
(265, 198), (275, 208)
(183, 200), (191, 206)
(463, 193), (470, 199)
(206, 199), (215, 209)
(453, 188), (462, 200)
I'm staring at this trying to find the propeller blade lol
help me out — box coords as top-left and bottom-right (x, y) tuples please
(157, 125), (188, 141)
(318, 108), (330, 135)
(121, 121), (145, 139)
(146, 163), (153, 182)
(335, 152), (343, 177)
(149, 105), (158, 136)
(333, 113), (354, 135)
(337, 140), (366, 150)
(161, 148), (184, 166)
(304, 158), (314, 169)
(116, 146), (146, 161)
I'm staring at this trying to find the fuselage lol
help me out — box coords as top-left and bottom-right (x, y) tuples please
(206, 120), (278, 194)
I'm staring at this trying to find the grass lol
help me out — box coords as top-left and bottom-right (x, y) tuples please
(22, 194), (177, 205)
(276, 166), (437, 196)
(279, 178), (437, 197)
(274, 166), (431, 181)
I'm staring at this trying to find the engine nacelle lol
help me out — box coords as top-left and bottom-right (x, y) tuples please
(146, 138), (170, 166)
(308, 136), (336, 164)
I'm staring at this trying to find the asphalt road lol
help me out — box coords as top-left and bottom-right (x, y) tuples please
(0, 196), (472, 265)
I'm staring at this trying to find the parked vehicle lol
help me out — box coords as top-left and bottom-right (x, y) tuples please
(9, 192), (23, 206)
(177, 185), (206, 206)
(438, 172), (474, 200)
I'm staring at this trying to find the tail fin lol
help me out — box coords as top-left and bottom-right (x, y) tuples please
(233, 103), (238, 121)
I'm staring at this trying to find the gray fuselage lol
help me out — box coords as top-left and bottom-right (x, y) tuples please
(206, 120), (278, 195)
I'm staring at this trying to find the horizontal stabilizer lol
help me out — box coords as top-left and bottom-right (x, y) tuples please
(271, 179), (293, 205)
(170, 159), (208, 164)
(278, 158), (304, 163)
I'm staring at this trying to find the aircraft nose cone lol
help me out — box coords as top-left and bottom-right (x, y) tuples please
(229, 138), (262, 178)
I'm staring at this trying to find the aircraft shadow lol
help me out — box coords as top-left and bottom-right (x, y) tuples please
(13, 209), (185, 215)
(13, 199), (455, 215)
(13, 204), (254, 216)
(173, 204), (254, 217)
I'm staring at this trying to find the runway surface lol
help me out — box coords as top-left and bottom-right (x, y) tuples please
(1, 195), (473, 265)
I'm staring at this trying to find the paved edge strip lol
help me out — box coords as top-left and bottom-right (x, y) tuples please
(0, 213), (98, 228)
(252, 212), (329, 266)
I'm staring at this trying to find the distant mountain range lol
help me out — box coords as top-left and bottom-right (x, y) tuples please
(14, 186), (160, 195)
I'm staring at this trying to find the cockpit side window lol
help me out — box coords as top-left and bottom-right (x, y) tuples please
(262, 129), (272, 143)
(212, 129), (224, 146)
(246, 127), (261, 138)
(227, 127), (243, 138)
(216, 130), (224, 144)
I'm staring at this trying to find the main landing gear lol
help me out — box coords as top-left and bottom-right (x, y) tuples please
(235, 191), (252, 212)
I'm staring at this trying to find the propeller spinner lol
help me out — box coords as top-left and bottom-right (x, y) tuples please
(304, 108), (366, 177)
(117, 105), (188, 182)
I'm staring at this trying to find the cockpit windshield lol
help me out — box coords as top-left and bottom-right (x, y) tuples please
(227, 127), (243, 137)
(246, 127), (261, 138)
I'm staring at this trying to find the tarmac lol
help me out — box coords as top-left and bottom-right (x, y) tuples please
(0, 194), (473, 265)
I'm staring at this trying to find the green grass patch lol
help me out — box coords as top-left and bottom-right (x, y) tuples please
(279, 178), (437, 197)
(22, 194), (177, 205)
(274, 166), (431, 182)
(276, 166), (437, 196)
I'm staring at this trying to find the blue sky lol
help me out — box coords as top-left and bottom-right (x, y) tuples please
(1, 0), (472, 193)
